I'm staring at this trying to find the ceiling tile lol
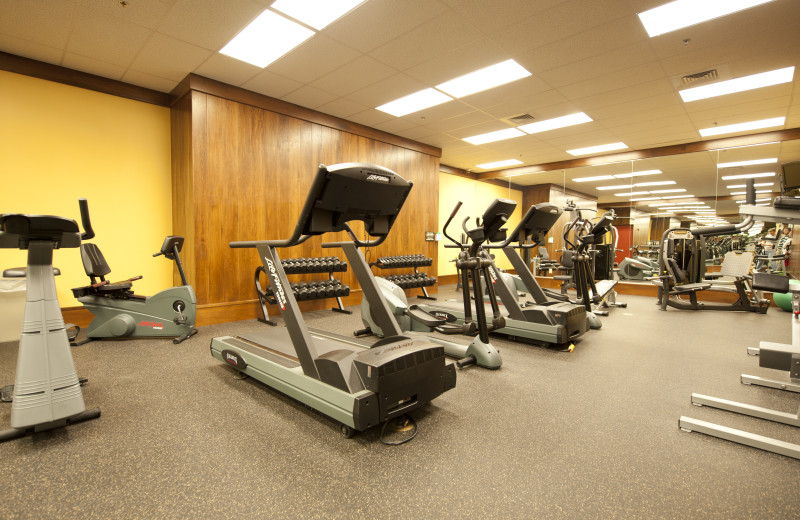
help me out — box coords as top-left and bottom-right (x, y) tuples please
(267, 35), (362, 85)
(121, 68), (179, 92)
(79, 0), (173, 30)
(481, 90), (572, 120)
(487, 0), (633, 55)
(311, 55), (397, 97)
(241, 70), (304, 99)
(281, 85), (339, 109)
(0, 34), (63, 65)
(156, 0), (264, 50)
(368, 11), (479, 71)
(323, 0), (449, 53)
(0, 0), (76, 49)
(62, 52), (126, 80)
(66, 6), (153, 67)
(452, 0), (570, 32)
(347, 73), (427, 109)
(404, 37), (510, 86)
(129, 33), (213, 82)
(315, 98), (368, 119)
(194, 53), (261, 87)
(346, 108), (396, 128)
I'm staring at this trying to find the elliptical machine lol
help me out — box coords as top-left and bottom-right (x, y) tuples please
(358, 199), (508, 369)
(0, 199), (101, 442)
(70, 231), (198, 345)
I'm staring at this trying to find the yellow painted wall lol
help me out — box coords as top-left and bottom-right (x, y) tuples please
(0, 71), (172, 307)
(438, 172), (523, 276)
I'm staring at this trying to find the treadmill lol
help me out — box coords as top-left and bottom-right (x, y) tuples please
(417, 201), (589, 350)
(210, 163), (457, 437)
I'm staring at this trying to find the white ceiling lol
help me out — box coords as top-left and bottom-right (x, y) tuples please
(2, 0), (800, 216)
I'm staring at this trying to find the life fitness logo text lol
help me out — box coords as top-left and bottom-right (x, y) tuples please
(488, 266), (498, 284)
(266, 258), (287, 310)
(138, 321), (164, 330)
(366, 174), (390, 183)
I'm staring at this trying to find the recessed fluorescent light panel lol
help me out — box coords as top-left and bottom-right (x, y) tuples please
(635, 181), (676, 187)
(614, 170), (662, 179)
(566, 142), (628, 156)
(220, 10), (315, 68)
(650, 189), (686, 194)
(680, 67), (794, 102)
(463, 128), (525, 145)
(573, 175), (615, 182)
(720, 172), (775, 180)
(596, 185), (633, 191)
(436, 60), (531, 98)
(476, 159), (524, 169)
(661, 195), (695, 199)
(271, 0), (365, 30)
(699, 117), (785, 137)
(638, 0), (776, 38)
(726, 182), (774, 188)
(717, 158), (778, 168)
(376, 88), (453, 117)
(518, 113), (593, 134)
(615, 191), (650, 197)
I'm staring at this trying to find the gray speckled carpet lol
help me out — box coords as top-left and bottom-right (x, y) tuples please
(1, 290), (799, 519)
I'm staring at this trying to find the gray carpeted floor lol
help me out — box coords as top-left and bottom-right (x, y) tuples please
(1, 290), (800, 519)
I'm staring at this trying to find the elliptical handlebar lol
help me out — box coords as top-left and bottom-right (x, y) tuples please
(441, 201), (465, 249)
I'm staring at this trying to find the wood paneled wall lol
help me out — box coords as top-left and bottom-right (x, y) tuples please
(172, 87), (440, 319)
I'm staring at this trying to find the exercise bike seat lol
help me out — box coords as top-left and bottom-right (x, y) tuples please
(71, 243), (139, 298)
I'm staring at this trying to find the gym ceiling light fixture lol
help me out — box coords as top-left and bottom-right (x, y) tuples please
(720, 172), (775, 180)
(633, 181), (676, 187)
(376, 89), (453, 117)
(596, 180), (675, 190)
(717, 158), (778, 168)
(638, 0), (776, 38)
(726, 182), (774, 188)
(476, 159), (524, 169)
(220, 10), (314, 67)
(517, 113), (593, 134)
(379, 59), (531, 117)
(573, 175), (615, 182)
(615, 188), (686, 197)
(436, 60), (531, 98)
(567, 142), (628, 156)
(573, 170), (662, 182)
(699, 117), (785, 137)
(614, 169), (662, 179)
(463, 128), (526, 145)
(462, 112), (593, 145)
(679, 67), (794, 102)
(271, 0), (365, 30)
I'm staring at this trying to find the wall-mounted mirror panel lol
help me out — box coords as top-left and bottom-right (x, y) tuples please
(480, 139), (800, 284)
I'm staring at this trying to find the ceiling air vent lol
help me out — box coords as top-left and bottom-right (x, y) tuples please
(681, 69), (718, 86)
(507, 113), (535, 125)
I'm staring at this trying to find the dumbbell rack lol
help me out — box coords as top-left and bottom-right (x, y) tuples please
(370, 254), (436, 300)
(255, 256), (351, 326)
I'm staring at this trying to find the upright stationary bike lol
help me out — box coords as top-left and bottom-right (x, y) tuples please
(0, 199), (100, 442)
